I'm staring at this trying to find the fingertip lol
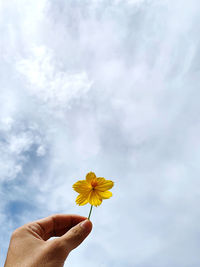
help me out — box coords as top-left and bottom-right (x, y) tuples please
(60, 219), (92, 252)
(80, 219), (93, 233)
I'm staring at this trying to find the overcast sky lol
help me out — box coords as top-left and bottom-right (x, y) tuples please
(1, 0), (200, 266)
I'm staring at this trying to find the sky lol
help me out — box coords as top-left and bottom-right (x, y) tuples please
(1, 0), (200, 266)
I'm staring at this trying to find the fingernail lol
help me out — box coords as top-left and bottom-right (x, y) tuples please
(80, 220), (91, 231)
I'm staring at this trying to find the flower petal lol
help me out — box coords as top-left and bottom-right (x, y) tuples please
(86, 172), (97, 183)
(88, 190), (102, 206)
(96, 178), (114, 191)
(75, 193), (90, 206)
(97, 190), (112, 199)
(73, 180), (91, 193)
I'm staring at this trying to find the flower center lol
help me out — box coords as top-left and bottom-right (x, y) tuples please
(91, 180), (98, 188)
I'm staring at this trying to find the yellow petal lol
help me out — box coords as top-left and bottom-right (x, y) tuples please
(75, 192), (90, 206)
(73, 180), (91, 193)
(97, 190), (112, 199)
(88, 190), (102, 206)
(86, 172), (97, 183)
(96, 178), (114, 191)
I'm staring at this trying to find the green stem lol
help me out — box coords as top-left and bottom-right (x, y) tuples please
(88, 205), (93, 220)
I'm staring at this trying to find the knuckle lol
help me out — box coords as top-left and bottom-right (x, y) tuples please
(11, 228), (23, 239)
(39, 243), (65, 263)
(50, 239), (65, 252)
(48, 239), (68, 257)
(51, 213), (60, 220)
(71, 227), (82, 239)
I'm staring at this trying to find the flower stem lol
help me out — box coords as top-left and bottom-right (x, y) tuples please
(88, 205), (93, 220)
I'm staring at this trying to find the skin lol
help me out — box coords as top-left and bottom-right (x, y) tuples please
(4, 214), (92, 267)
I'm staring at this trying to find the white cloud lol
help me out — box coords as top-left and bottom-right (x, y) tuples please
(17, 45), (93, 110)
(1, 0), (200, 266)
(36, 145), (46, 156)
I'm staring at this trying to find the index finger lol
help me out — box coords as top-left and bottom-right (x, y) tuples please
(28, 214), (87, 240)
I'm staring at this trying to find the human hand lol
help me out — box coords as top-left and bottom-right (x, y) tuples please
(4, 214), (92, 267)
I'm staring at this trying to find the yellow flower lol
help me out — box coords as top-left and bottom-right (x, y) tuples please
(73, 172), (114, 207)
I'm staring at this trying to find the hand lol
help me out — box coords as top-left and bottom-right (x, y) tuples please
(4, 214), (92, 267)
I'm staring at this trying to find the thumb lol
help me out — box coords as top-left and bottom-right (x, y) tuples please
(60, 219), (93, 253)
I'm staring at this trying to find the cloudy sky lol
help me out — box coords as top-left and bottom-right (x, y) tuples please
(1, 0), (200, 266)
